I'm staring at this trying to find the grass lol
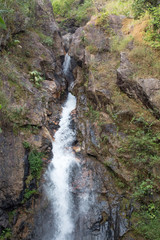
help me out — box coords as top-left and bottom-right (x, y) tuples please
(128, 44), (160, 78)
(111, 35), (133, 53)
(86, 44), (98, 54)
(36, 31), (54, 46)
(99, 0), (133, 17)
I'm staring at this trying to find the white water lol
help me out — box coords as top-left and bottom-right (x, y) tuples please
(63, 53), (71, 76)
(45, 93), (77, 240)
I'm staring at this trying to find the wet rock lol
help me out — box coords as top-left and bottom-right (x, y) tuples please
(63, 33), (72, 52)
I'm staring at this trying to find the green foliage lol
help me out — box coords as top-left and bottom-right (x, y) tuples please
(28, 150), (43, 179)
(132, 0), (159, 18)
(0, 0), (35, 25)
(134, 205), (160, 240)
(119, 129), (160, 166)
(8, 106), (26, 123)
(145, 6), (160, 48)
(129, 44), (160, 78)
(96, 12), (109, 30)
(36, 31), (54, 46)
(0, 15), (6, 29)
(85, 105), (100, 122)
(111, 35), (133, 53)
(23, 188), (38, 200)
(71, 0), (93, 24)
(23, 141), (30, 149)
(0, 228), (12, 240)
(133, 179), (154, 200)
(8, 210), (16, 224)
(0, 91), (8, 109)
(52, 0), (94, 24)
(86, 44), (98, 54)
(52, 0), (75, 17)
(132, 0), (160, 48)
(29, 70), (44, 88)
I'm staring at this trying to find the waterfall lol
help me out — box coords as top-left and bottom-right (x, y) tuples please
(44, 54), (77, 240)
(63, 53), (71, 76)
(44, 93), (77, 240)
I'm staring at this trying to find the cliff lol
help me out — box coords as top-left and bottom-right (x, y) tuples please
(0, 0), (66, 239)
(68, 12), (160, 240)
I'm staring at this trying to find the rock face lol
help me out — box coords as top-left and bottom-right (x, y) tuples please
(0, 0), (66, 238)
(69, 14), (160, 239)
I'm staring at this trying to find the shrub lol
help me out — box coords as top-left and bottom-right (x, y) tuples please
(103, 0), (133, 17)
(86, 44), (98, 54)
(29, 70), (44, 88)
(144, 6), (160, 48)
(111, 35), (133, 53)
(119, 129), (160, 166)
(0, 228), (12, 240)
(134, 206), (160, 240)
(28, 150), (43, 179)
(23, 189), (38, 200)
(23, 141), (30, 149)
(52, 0), (94, 24)
(133, 179), (154, 200)
(132, 0), (159, 18)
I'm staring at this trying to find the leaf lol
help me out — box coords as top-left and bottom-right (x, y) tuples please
(0, 16), (6, 30)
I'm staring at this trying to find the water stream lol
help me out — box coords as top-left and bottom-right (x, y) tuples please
(43, 54), (78, 240)
(44, 93), (77, 240)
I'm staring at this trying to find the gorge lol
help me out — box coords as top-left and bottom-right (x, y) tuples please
(0, 0), (160, 240)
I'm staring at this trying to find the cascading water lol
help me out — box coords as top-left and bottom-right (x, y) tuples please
(45, 93), (77, 240)
(63, 53), (71, 76)
(43, 54), (78, 240)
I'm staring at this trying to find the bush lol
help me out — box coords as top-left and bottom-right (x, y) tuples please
(133, 179), (154, 200)
(145, 6), (160, 48)
(23, 189), (38, 200)
(29, 70), (44, 88)
(119, 129), (160, 166)
(52, 0), (94, 24)
(28, 150), (43, 179)
(134, 206), (160, 240)
(132, 0), (159, 18)
(0, 228), (12, 240)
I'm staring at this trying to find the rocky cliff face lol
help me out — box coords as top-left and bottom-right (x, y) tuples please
(0, 0), (66, 239)
(68, 14), (160, 239)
